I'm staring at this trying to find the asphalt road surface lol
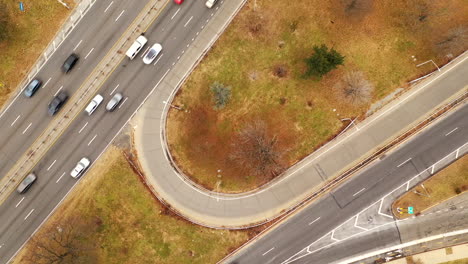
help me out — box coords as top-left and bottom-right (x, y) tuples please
(0, 0), (224, 262)
(227, 103), (468, 264)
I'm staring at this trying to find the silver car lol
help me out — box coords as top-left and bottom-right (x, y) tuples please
(143, 43), (162, 64)
(70, 157), (91, 178)
(17, 173), (37, 194)
(106, 93), (123, 111)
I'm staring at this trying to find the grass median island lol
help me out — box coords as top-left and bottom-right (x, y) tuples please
(13, 147), (249, 264)
(393, 155), (468, 219)
(0, 0), (73, 107)
(166, 0), (468, 192)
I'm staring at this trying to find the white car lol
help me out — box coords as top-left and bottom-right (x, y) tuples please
(205, 0), (218, 8)
(126, 35), (148, 60)
(70, 157), (91, 178)
(85, 94), (104, 115)
(143, 43), (162, 64)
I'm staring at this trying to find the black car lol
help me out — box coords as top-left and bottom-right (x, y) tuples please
(62, 53), (79, 73)
(24, 79), (42, 97)
(48, 91), (68, 116)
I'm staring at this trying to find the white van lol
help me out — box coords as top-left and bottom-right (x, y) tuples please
(126, 35), (148, 60)
(85, 94), (104, 115)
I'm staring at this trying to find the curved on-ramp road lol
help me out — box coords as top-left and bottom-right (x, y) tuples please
(134, 2), (468, 229)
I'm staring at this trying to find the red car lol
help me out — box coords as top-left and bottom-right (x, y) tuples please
(174, 0), (183, 4)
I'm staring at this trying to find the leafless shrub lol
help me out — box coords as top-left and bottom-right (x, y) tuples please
(273, 64), (288, 78)
(435, 26), (468, 56)
(230, 120), (286, 178)
(335, 71), (374, 105)
(342, 0), (373, 20)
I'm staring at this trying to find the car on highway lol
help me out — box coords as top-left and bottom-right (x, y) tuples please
(126, 35), (148, 60)
(85, 94), (104, 115)
(48, 91), (68, 116)
(174, 0), (183, 4)
(62, 53), (79, 73)
(205, 0), (218, 8)
(24, 79), (42, 97)
(70, 157), (91, 178)
(17, 173), (37, 194)
(106, 93), (123, 111)
(143, 43), (162, 64)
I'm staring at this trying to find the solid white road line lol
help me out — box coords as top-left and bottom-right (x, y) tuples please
(10, 115), (20, 127)
(445, 127), (458, 136)
(352, 187), (366, 197)
(308, 217), (321, 225)
(24, 209), (34, 220)
(141, 46), (150, 58)
(54, 86), (63, 96)
(397, 158), (412, 168)
(171, 8), (180, 20)
(88, 134), (97, 146)
(15, 197), (25, 208)
(56, 172), (66, 183)
(153, 54), (164, 65)
(73, 40), (83, 51)
(78, 122), (88, 134)
(115, 10), (125, 22)
(43, 77), (52, 88)
(22, 123), (32, 134)
(118, 97), (128, 109)
(84, 48), (94, 59)
(104, 1), (113, 12)
(184, 16), (193, 27)
(262, 247), (275, 256)
(47, 160), (57, 171)
(110, 84), (120, 95)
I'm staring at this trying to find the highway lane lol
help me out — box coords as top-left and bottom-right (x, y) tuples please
(0, 0), (149, 180)
(0, 1), (224, 263)
(227, 103), (468, 264)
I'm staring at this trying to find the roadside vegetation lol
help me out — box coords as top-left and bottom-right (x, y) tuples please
(0, 0), (73, 107)
(13, 146), (249, 264)
(166, 0), (468, 192)
(393, 155), (468, 219)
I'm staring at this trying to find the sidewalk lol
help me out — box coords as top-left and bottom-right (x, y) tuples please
(388, 244), (468, 264)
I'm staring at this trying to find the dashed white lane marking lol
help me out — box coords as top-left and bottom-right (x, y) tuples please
(262, 247), (275, 256)
(445, 127), (458, 136)
(110, 84), (120, 95)
(84, 48), (94, 60)
(47, 160), (57, 171)
(104, 1), (113, 12)
(171, 8), (180, 20)
(56, 172), (66, 183)
(43, 77), (52, 88)
(22, 123), (32, 134)
(118, 97), (128, 109)
(73, 40), (83, 51)
(88, 134), (97, 146)
(153, 54), (164, 65)
(11, 115), (20, 127)
(54, 86), (63, 96)
(115, 10), (125, 22)
(352, 187), (366, 197)
(184, 16), (193, 27)
(308, 217), (321, 225)
(79, 122), (88, 134)
(397, 158), (412, 168)
(141, 46), (150, 58)
(24, 209), (34, 220)
(15, 197), (25, 208)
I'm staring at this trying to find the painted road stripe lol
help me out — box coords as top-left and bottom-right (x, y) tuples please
(104, 1), (113, 12)
(445, 127), (458, 136)
(22, 123), (32, 134)
(352, 187), (366, 197)
(88, 134), (97, 146)
(73, 40), (83, 51)
(184, 16), (193, 27)
(11, 115), (20, 127)
(15, 197), (25, 208)
(118, 97), (128, 109)
(56, 172), (66, 183)
(47, 160), (57, 171)
(110, 84), (120, 95)
(24, 209), (34, 220)
(84, 48), (94, 60)
(115, 10), (125, 22)
(262, 247), (275, 256)
(308, 217), (321, 225)
(79, 122), (88, 134)
(54, 86), (63, 96)
(397, 158), (412, 168)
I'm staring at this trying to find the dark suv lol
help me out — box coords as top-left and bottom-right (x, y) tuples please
(48, 91), (68, 116)
(62, 53), (79, 73)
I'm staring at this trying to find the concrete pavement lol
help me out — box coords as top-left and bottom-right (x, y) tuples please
(135, 0), (468, 228)
(388, 244), (468, 264)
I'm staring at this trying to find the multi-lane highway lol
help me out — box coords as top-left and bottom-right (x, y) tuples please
(225, 103), (467, 263)
(0, 0), (224, 262)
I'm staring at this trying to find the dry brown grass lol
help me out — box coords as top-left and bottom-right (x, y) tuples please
(13, 146), (249, 264)
(166, 0), (468, 192)
(393, 155), (468, 219)
(0, 0), (73, 107)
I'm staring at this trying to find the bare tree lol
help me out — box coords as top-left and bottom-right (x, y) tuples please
(230, 120), (286, 178)
(335, 71), (374, 105)
(435, 26), (468, 56)
(24, 216), (95, 264)
(0, 2), (10, 42)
